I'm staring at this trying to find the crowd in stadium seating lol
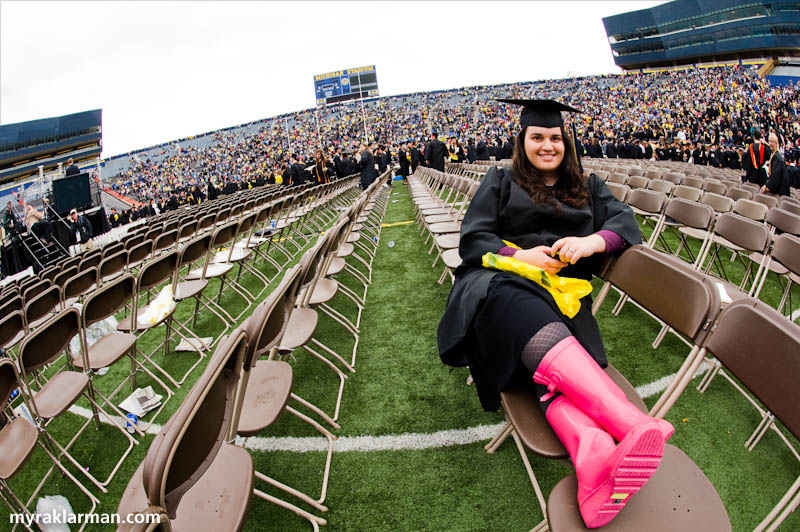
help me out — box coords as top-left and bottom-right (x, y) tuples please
(105, 65), (799, 225)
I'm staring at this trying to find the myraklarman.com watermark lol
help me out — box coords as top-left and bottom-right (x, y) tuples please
(10, 511), (162, 527)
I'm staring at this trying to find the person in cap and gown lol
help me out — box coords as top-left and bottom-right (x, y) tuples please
(762, 132), (800, 196)
(425, 132), (448, 172)
(437, 99), (673, 529)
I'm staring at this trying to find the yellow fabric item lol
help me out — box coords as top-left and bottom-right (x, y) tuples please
(481, 241), (592, 318)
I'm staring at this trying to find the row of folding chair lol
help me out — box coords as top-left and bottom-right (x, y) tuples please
(492, 244), (800, 531)
(111, 174), (392, 531)
(0, 179), (367, 530)
(408, 167), (480, 284)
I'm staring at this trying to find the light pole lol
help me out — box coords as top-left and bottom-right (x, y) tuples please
(357, 69), (369, 144)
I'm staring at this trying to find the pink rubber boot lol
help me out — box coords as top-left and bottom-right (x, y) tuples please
(533, 336), (674, 442)
(547, 395), (666, 528)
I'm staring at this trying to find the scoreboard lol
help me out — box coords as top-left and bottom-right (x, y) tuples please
(314, 65), (379, 106)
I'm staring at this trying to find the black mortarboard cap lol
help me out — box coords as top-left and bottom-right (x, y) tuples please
(497, 98), (582, 128)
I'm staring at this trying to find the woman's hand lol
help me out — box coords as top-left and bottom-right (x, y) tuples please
(512, 246), (567, 274)
(550, 235), (606, 265)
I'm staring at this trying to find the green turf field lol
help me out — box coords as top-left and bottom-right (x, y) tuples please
(3, 181), (799, 532)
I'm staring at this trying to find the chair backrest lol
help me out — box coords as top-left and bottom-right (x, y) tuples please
(125, 233), (145, 251)
(102, 241), (126, 259)
(673, 185), (702, 202)
(605, 182), (630, 203)
(154, 230), (179, 254)
(645, 169), (663, 181)
(197, 213), (216, 232)
(766, 208), (800, 236)
(60, 255), (82, 271)
(732, 199), (768, 222)
(128, 240), (154, 266)
(725, 187), (752, 202)
(627, 175), (649, 189)
(144, 227), (162, 242)
(0, 311), (24, 349)
(752, 193), (779, 210)
(82, 274), (135, 328)
(241, 265), (302, 367)
(296, 233), (336, 308)
(683, 175), (704, 189)
(19, 307), (80, 373)
(38, 264), (61, 283)
(607, 246), (719, 343)
(627, 189), (667, 215)
(98, 250), (128, 282)
(777, 199), (800, 217)
(663, 172), (685, 186)
(78, 254), (102, 273)
(702, 181), (727, 195)
(771, 233), (800, 275)
(607, 173), (628, 185)
(627, 166), (644, 177)
(23, 279), (51, 304)
(62, 267), (97, 301)
(137, 250), (178, 293)
(177, 233), (212, 269)
(713, 213), (770, 253)
(704, 298), (800, 441)
(178, 221), (198, 241)
(0, 358), (21, 405)
(646, 179), (674, 195)
(140, 328), (247, 519)
(664, 197), (715, 230)
(53, 266), (79, 290)
(701, 192), (734, 214)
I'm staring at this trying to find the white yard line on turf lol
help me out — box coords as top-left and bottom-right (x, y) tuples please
(66, 360), (711, 453)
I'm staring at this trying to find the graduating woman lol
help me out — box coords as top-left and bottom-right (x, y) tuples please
(437, 99), (673, 528)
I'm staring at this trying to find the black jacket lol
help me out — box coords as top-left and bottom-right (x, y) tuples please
(70, 215), (93, 244)
(425, 139), (447, 172)
(398, 149), (410, 177)
(411, 147), (423, 170)
(475, 142), (490, 161)
(359, 150), (377, 188)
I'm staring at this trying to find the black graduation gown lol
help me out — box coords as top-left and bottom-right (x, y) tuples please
(426, 139), (447, 172)
(398, 149), (410, 177)
(359, 150), (377, 189)
(743, 143), (771, 186)
(764, 151), (800, 196)
(437, 166), (642, 411)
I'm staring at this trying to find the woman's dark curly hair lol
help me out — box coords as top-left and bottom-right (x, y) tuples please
(511, 126), (588, 210)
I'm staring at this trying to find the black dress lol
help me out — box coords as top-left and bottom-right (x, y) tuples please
(437, 166), (642, 411)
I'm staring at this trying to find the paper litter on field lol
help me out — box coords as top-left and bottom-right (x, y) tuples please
(119, 386), (162, 417)
(175, 337), (213, 352)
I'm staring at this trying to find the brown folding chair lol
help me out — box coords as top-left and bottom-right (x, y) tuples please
(0, 358), (99, 531)
(23, 285), (61, 331)
(16, 308), (137, 494)
(61, 266), (98, 308)
(116, 251), (183, 389)
(75, 274), (172, 433)
(592, 246), (721, 419)
(694, 298), (800, 532)
(0, 311), (25, 352)
(486, 366), (648, 523)
(97, 249), (129, 285)
(232, 267), (332, 529)
(116, 329), (254, 532)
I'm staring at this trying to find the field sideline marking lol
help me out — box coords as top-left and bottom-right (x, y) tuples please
(67, 361), (710, 453)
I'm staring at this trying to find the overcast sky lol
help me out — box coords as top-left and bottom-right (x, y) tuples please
(1, 1), (664, 158)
